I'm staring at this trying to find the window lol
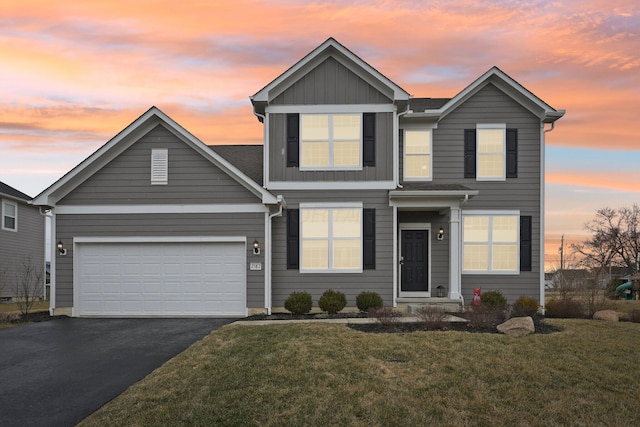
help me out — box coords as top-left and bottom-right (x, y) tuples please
(151, 149), (168, 185)
(463, 213), (519, 273)
(300, 114), (361, 169)
(404, 129), (432, 180)
(2, 200), (17, 231)
(477, 124), (506, 180)
(300, 205), (362, 272)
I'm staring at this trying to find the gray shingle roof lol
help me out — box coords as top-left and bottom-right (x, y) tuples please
(397, 183), (474, 192)
(408, 98), (450, 111)
(0, 181), (32, 201)
(209, 145), (264, 186)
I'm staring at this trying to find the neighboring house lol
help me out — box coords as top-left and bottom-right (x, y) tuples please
(0, 182), (46, 301)
(33, 38), (564, 317)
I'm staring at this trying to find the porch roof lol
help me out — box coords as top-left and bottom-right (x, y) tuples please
(389, 183), (478, 208)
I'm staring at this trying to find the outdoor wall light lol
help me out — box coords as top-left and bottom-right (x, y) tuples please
(57, 240), (67, 256)
(437, 227), (445, 241)
(253, 239), (261, 255)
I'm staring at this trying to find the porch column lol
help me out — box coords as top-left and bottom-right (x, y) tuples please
(449, 206), (462, 300)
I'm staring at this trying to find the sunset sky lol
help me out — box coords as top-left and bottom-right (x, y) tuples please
(1, 0), (638, 270)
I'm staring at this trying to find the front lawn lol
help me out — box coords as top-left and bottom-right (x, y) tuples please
(78, 319), (640, 426)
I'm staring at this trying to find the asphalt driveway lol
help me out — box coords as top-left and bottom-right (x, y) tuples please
(0, 317), (236, 427)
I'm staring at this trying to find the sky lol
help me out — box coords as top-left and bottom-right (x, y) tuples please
(1, 0), (638, 270)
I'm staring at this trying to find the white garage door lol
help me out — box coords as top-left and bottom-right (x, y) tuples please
(75, 241), (246, 316)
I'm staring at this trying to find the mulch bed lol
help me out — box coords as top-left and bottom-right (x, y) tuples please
(1, 311), (69, 325)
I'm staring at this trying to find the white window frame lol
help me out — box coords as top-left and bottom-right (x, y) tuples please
(462, 210), (520, 275)
(2, 199), (17, 232)
(299, 202), (363, 273)
(403, 128), (433, 181)
(476, 123), (506, 181)
(299, 114), (362, 171)
(151, 148), (168, 185)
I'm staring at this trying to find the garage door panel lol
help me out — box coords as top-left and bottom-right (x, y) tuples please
(76, 241), (246, 316)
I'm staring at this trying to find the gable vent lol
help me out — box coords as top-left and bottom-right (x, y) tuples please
(151, 149), (168, 185)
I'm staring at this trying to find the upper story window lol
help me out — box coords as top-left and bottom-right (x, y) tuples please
(463, 212), (519, 273)
(151, 148), (168, 185)
(300, 114), (361, 169)
(404, 129), (432, 180)
(2, 200), (17, 231)
(477, 124), (506, 181)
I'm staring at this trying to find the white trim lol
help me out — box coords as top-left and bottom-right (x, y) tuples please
(398, 223), (432, 298)
(1, 199), (18, 231)
(49, 212), (57, 315)
(267, 181), (396, 190)
(150, 148), (168, 185)
(463, 209), (520, 216)
(476, 124), (506, 182)
(54, 204), (269, 215)
(402, 128), (433, 182)
(477, 123), (506, 129)
(392, 206), (398, 306)
(264, 211), (272, 315)
(300, 202), (363, 209)
(540, 123), (546, 306)
(299, 113), (363, 171)
(265, 104), (396, 114)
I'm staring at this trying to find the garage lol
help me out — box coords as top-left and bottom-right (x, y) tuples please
(74, 238), (246, 317)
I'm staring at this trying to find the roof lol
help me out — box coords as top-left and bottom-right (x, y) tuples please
(408, 98), (451, 111)
(32, 107), (278, 207)
(0, 181), (32, 201)
(210, 145), (263, 186)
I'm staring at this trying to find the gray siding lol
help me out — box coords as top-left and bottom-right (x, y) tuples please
(268, 112), (394, 183)
(59, 125), (259, 206)
(55, 213), (265, 309)
(272, 57), (391, 105)
(0, 201), (45, 299)
(421, 83), (542, 303)
(271, 190), (393, 307)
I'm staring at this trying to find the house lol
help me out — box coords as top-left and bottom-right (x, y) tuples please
(33, 38), (564, 317)
(0, 182), (46, 301)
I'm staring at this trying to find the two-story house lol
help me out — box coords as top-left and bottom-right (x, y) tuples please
(0, 181), (46, 301)
(33, 38), (563, 317)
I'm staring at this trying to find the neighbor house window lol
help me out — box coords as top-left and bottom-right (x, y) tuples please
(404, 129), (432, 180)
(300, 204), (362, 272)
(2, 200), (17, 231)
(476, 124), (506, 180)
(151, 148), (168, 185)
(300, 114), (361, 169)
(463, 213), (519, 273)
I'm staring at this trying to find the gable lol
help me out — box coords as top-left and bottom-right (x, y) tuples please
(58, 125), (260, 206)
(271, 57), (391, 105)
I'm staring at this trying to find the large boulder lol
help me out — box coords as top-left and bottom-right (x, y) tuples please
(497, 316), (535, 337)
(593, 310), (619, 322)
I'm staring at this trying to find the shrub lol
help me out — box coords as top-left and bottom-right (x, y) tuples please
(464, 304), (505, 329)
(512, 296), (539, 317)
(415, 305), (448, 330)
(356, 291), (383, 313)
(318, 289), (347, 314)
(630, 309), (640, 324)
(369, 306), (402, 329)
(481, 290), (507, 309)
(545, 298), (585, 318)
(284, 291), (312, 315)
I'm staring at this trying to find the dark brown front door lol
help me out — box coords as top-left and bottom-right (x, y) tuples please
(401, 230), (428, 292)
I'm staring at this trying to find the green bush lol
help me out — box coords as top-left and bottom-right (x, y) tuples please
(356, 291), (383, 312)
(284, 291), (312, 315)
(545, 298), (585, 318)
(481, 290), (507, 309)
(512, 296), (539, 317)
(318, 289), (347, 314)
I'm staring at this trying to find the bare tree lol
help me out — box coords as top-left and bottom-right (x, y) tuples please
(0, 264), (7, 298)
(13, 258), (44, 315)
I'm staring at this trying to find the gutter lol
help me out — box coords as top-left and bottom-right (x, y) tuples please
(265, 195), (286, 315)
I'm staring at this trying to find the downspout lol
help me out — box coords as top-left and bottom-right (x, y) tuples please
(37, 207), (52, 315)
(541, 121), (556, 313)
(266, 195), (286, 315)
(395, 106), (411, 189)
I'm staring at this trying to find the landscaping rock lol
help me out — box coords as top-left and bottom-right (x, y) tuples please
(593, 310), (619, 322)
(497, 316), (535, 337)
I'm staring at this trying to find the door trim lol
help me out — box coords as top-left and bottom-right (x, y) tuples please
(398, 222), (431, 298)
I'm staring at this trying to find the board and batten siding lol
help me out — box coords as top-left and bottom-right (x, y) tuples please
(268, 112), (394, 183)
(270, 190), (393, 307)
(421, 83), (542, 303)
(0, 202), (45, 299)
(58, 125), (258, 206)
(54, 213), (266, 309)
(271, 57), (391, 105)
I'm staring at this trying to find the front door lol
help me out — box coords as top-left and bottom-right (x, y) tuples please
(400, 230), (429, 293)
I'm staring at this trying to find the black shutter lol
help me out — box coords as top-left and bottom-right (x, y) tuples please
(520, 215), (532, 271)
(506, 128), (518, 178)
(363, 113), (376, 167)
(363, 208), (375, 269)
(287, 209), (299, 269)
(286, 113), (299, 167)
(464, 129), (476, 178)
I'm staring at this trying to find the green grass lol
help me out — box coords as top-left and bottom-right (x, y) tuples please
(79, 319), (640, 427)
